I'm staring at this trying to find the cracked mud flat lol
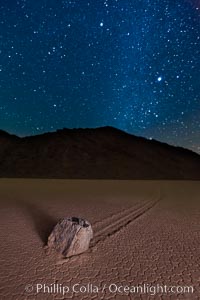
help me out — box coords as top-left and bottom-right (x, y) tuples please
(0, 180), (199, 299)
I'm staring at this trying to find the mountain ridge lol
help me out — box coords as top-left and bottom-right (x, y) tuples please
(0, 126), (199, 179)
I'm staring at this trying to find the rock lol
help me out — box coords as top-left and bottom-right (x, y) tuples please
(47, 217), (93, 258)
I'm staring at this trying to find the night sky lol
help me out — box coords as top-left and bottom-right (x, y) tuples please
(0, 0), (199, 153)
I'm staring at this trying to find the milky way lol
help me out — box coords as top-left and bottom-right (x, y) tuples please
(0, 0), (199, 153)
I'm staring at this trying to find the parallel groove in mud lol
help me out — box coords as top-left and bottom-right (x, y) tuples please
(91, 194), (160, 247)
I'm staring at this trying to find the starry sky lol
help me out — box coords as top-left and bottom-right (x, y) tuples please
(0, 0), (199, 153)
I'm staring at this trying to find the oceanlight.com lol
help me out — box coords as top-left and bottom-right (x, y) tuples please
(25, 283), (194, 296)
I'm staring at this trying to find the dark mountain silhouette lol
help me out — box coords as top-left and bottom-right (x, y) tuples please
(0, 126), (199, 179)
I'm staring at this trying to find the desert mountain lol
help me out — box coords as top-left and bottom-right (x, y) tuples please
(0, 126), (199, 179)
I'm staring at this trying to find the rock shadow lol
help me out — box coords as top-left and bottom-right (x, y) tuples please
(20, 200), (57, 244)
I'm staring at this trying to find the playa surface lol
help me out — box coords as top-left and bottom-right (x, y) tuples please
(0, 180), (199, 299)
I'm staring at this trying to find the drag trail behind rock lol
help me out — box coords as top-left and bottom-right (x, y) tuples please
(90, 190), (161, 247)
